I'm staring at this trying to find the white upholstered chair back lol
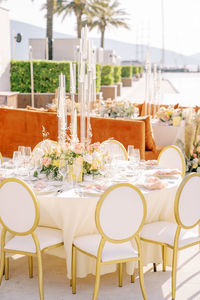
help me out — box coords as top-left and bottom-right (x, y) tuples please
(32, 139), (58, 154)
(95, 183), (146, 242)
(0, 178), (39, 235)
(158, 145), (186, 178)
(101, 140), (128, 160)
(175, 173), (200, 229)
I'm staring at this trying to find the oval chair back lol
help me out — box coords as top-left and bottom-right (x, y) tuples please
(95, 183), (146, 243)
(0, 178), (39, 236)
(101, 140), (128, 161)
(157, 145), (186, 178)
(175, 173), (200, 229)
(32, 139), (58, 154)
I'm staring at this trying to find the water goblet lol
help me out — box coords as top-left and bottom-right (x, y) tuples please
(59, 158), (68, 188)
(13, 151), (22, 174)
(128, 145), (135, 164)
(133, 149), (140, 167)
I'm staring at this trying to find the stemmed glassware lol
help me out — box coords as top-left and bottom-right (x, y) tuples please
(59, 157), (68, 189)
(13, 151), (23, 174)
(128, 145), (135, 163)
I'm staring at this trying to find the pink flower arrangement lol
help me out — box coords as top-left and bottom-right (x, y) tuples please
(74, 143), (84, 154)
(41, 157), (52, 167)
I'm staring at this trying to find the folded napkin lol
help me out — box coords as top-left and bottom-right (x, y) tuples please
(143, 176), (167, 190)
(145, 160), (158, 166)
(150, 169), (181, 176)
(0, 176), (6, 183)
(33, 180), (47, 191)
(85, 184), (108, 192)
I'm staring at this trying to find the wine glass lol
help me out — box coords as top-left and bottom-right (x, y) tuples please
(13, 151), (22, 173)
(59, 158), (68, 188)
(128, 145), (135, 163)
(133, 149), (140, 167)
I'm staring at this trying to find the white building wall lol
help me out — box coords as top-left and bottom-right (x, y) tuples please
(0, 7), (10, 91)
(29, 39), (46, 60)
(53, 39), (80, 61)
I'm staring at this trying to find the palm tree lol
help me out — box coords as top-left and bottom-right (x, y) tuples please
(87, 0), (130, 48)
(56, 0), (89, 38)
(32, 0), (56, 60)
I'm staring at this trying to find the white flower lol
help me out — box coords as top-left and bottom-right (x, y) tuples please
(83, 153), (93, 164)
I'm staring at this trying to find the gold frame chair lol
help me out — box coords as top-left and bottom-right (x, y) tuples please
(101, 139), (128, 160)
(157, 145), (186, 178)
(141, 173), (200, 300)
(32, 139), (58, 153)
(72, 183), (147, 300)
(0, 178), (64, 300)
(0, 152), (3, 164)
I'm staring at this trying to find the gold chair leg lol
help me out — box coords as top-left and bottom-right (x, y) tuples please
(171, 248), (178, 300)
(5, 257), (9, 280)
(138, 258), (148, 300)
(131, 268), (135, 283)
(70, 279), (72, 287)
(0, 252), (5, 285)
(162, 245), (166, 272)
(92, 260), (101, 300)
(37, 251), (44, 300)
(118, 263), (123, 287)
(72, 245), (76, 294)
(28, 256), (33, 278)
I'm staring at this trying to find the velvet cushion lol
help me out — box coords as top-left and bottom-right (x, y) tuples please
(137, 116), (156, 151)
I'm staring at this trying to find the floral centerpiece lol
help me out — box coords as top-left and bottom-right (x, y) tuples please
(185, 112), (200, 173)
(95, 99), (139, 119)
(156, 106), (184, 126)
(32, 140), (109, 180)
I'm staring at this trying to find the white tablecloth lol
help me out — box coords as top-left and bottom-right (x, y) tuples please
(151, 121), (185, 148)
(37, 177), (181, 278)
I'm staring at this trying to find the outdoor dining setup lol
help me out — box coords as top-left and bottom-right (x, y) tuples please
(1, 27), (200, 300)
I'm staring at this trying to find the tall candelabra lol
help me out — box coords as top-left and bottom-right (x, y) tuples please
(57, 26), (96, 147)
(77, 25), (96, 146)
(57, 73), (67, 145)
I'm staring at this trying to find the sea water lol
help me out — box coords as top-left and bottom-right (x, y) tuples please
(162, 72), (200, 107)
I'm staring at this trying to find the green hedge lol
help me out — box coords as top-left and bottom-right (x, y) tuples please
(132, 66), (139, 76)
(138, 65), (143, 74)
(96, 63), (101, 92)
(10, 60), (101, 93)
(101, 65), (114, 86)
(121, 66), (132, 78)
(113, 66), (121, 83)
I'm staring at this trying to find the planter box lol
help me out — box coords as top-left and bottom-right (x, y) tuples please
(100, 85), (117, 100)
(116, 82), (122, 97)
(122, 78), (133, 87)
(0, 92), (19, 108)
(18, 92), (102, 109)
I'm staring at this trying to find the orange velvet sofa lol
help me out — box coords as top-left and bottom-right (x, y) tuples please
(0, 108), (160, 160)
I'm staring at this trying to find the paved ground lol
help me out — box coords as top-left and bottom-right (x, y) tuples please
(121, 77), (177, 103)
(0, 239), (200, 300)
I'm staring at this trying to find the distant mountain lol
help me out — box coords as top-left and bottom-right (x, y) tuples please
(11, 20), (200, 66)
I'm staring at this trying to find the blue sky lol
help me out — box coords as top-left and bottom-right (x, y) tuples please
(2, 0), (200, 56)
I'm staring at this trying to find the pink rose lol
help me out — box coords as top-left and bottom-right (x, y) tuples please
(193, 154), (197, 158)
(41, 157), (52, 167)
(74, 143), (84, 154)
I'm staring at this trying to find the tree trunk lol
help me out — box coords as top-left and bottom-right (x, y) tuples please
(77, 14), (82, 39)
(100, 29), (105, 48)
(46, 0), (54, 60)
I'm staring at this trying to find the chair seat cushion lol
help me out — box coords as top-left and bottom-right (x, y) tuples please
(5, 227), (63, 253)
(140, 221), (200, 248)
(74, 234), (138, 262)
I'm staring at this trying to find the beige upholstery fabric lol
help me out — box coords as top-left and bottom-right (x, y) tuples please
(74, 234), (138, 262)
